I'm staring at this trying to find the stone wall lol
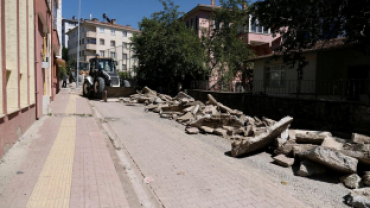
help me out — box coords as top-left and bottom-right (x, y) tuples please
(186, 89), (370, 136)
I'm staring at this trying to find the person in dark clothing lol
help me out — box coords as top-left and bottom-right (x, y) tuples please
(62, 75), (68, 88)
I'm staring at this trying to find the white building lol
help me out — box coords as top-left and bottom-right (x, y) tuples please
(62, 17), (78, 49)
(67, 18), (140, 73)
(53, 0), (63, 56)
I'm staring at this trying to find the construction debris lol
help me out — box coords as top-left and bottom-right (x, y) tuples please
(346, 188), (370, 208)
(352, 133), (370, 144)
(363, 172), (370, 186)
(231, 117), (293, 157)
(299, 147), (358, 173)
(297, 160), (326, 177)
(273, 154), (295, 167)
(121, 86), (370, 196)
(340, 174), (362, 189)
(296, 132), (326, 144)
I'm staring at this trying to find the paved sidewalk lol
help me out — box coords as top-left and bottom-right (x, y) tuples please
(0, 89), (130, 208)
(93, 102), (312, 208)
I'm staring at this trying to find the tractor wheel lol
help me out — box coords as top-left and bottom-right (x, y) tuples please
(94, 77), (106, 94)
(83, 81), (91, 97)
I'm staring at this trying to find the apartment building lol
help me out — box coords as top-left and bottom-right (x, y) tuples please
(62, 16), (78, 48)
(0, 0), (61, 159)
(53, 0), (63, 56)
(67, 18), (140, 73)
(184, 0), (281, 90)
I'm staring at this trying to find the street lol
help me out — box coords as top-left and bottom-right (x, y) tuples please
(0, 89), (350, 208)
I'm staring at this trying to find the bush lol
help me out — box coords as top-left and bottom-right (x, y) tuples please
(118, 71), (132, 80)
(59, 66), (67, 79)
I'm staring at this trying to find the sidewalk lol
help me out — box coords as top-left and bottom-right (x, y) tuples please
(0, 88), (131, 208)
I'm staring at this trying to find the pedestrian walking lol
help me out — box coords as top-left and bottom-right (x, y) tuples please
(62, 75), (68, 88)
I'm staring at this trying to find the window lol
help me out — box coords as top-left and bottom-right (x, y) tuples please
(110, 41), (115, 47)
(122, 64), (127, 70)
(100, 50), (105, 57)
(265, 65), (286, 87)
(122, 31), (127, 37)
(111, 29), (115, 36)
(255, 20), (262, 33)
(251, 21), (256, 32)
(122, 42), (127, 49)
(100, 39), (105, 45)
(110, 52), (115, 58)
(86, 38), (96, 44)
(122, 53), (127, 60)
(186, 20), (189, 29)
(190, 18), (193, 29)
(100, 27), (105, 33)
(214, 20), (220, 30)
(195, 16), (199, 31)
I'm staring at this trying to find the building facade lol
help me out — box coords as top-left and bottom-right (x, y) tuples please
(0, 0), (60, 159)
(252, 40), (370, 102)
(67, 19), (140, 73)
(54, 0), (63, 56)
(184, 0), (281, 91)
(62, 17), (78, 48)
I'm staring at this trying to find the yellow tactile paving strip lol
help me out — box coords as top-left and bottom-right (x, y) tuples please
(26, 95), (77, 208)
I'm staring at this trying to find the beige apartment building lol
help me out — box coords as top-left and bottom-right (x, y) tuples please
(67, 18), (140, 73)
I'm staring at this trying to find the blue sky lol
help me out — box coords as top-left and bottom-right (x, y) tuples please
(62, 0), (218, 30)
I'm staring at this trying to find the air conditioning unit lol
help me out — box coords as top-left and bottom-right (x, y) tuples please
(42, 56), (50, 68)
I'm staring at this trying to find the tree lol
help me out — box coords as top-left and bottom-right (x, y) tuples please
(200, 0), (254, 91)
(131, 0), (207, 95)
(249, 0), (370, 86)
(62, 46), (69, 62)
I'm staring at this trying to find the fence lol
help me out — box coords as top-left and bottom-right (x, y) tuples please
(191, 79), (370, 101)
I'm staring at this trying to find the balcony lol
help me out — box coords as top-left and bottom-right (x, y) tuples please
(85, 43), (96, 51)
(85, 31), (96, 38)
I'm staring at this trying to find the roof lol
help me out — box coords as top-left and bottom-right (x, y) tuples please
(62, 18), (78, 23)
(184, 4), (221, 18)
(249, 37), (352, 61)
(66, 20), (140, 34)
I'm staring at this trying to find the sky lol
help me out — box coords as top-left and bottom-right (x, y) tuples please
(62, 0), (218, 30)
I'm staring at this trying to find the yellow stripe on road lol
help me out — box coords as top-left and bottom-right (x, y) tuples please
(26, 95), (77, 208)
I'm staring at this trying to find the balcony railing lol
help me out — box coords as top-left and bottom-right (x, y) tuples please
(85, 31), (96, 38)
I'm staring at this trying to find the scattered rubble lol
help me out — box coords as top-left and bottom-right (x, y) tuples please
(352, 133), (370, 144)
(274, 154), (295, 167)
(122, 86), (370, 199)
(346, 188), (370, 208)
(340, 174), (362, 189)
(363, 172), (370, 186)
(297, 160), (326, 177)
(299, 147), (358, 173)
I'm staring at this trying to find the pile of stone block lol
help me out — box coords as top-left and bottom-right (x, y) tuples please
(272, 129), (370, 207)
(123, 87), (370, 208)
(124, 87), (292, 154)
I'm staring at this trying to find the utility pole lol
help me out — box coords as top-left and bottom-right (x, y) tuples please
(76, 0), (81, 88)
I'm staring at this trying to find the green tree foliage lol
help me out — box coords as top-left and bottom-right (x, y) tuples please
(131, 0), (207, 94)
(62, 46), (69, 62)
(200, 0), (254, 90)
(249, 0), (370, 77)
(59, 66), (67, 79)
(118, 71), (132, 80)
(66, 59), (77, 72)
